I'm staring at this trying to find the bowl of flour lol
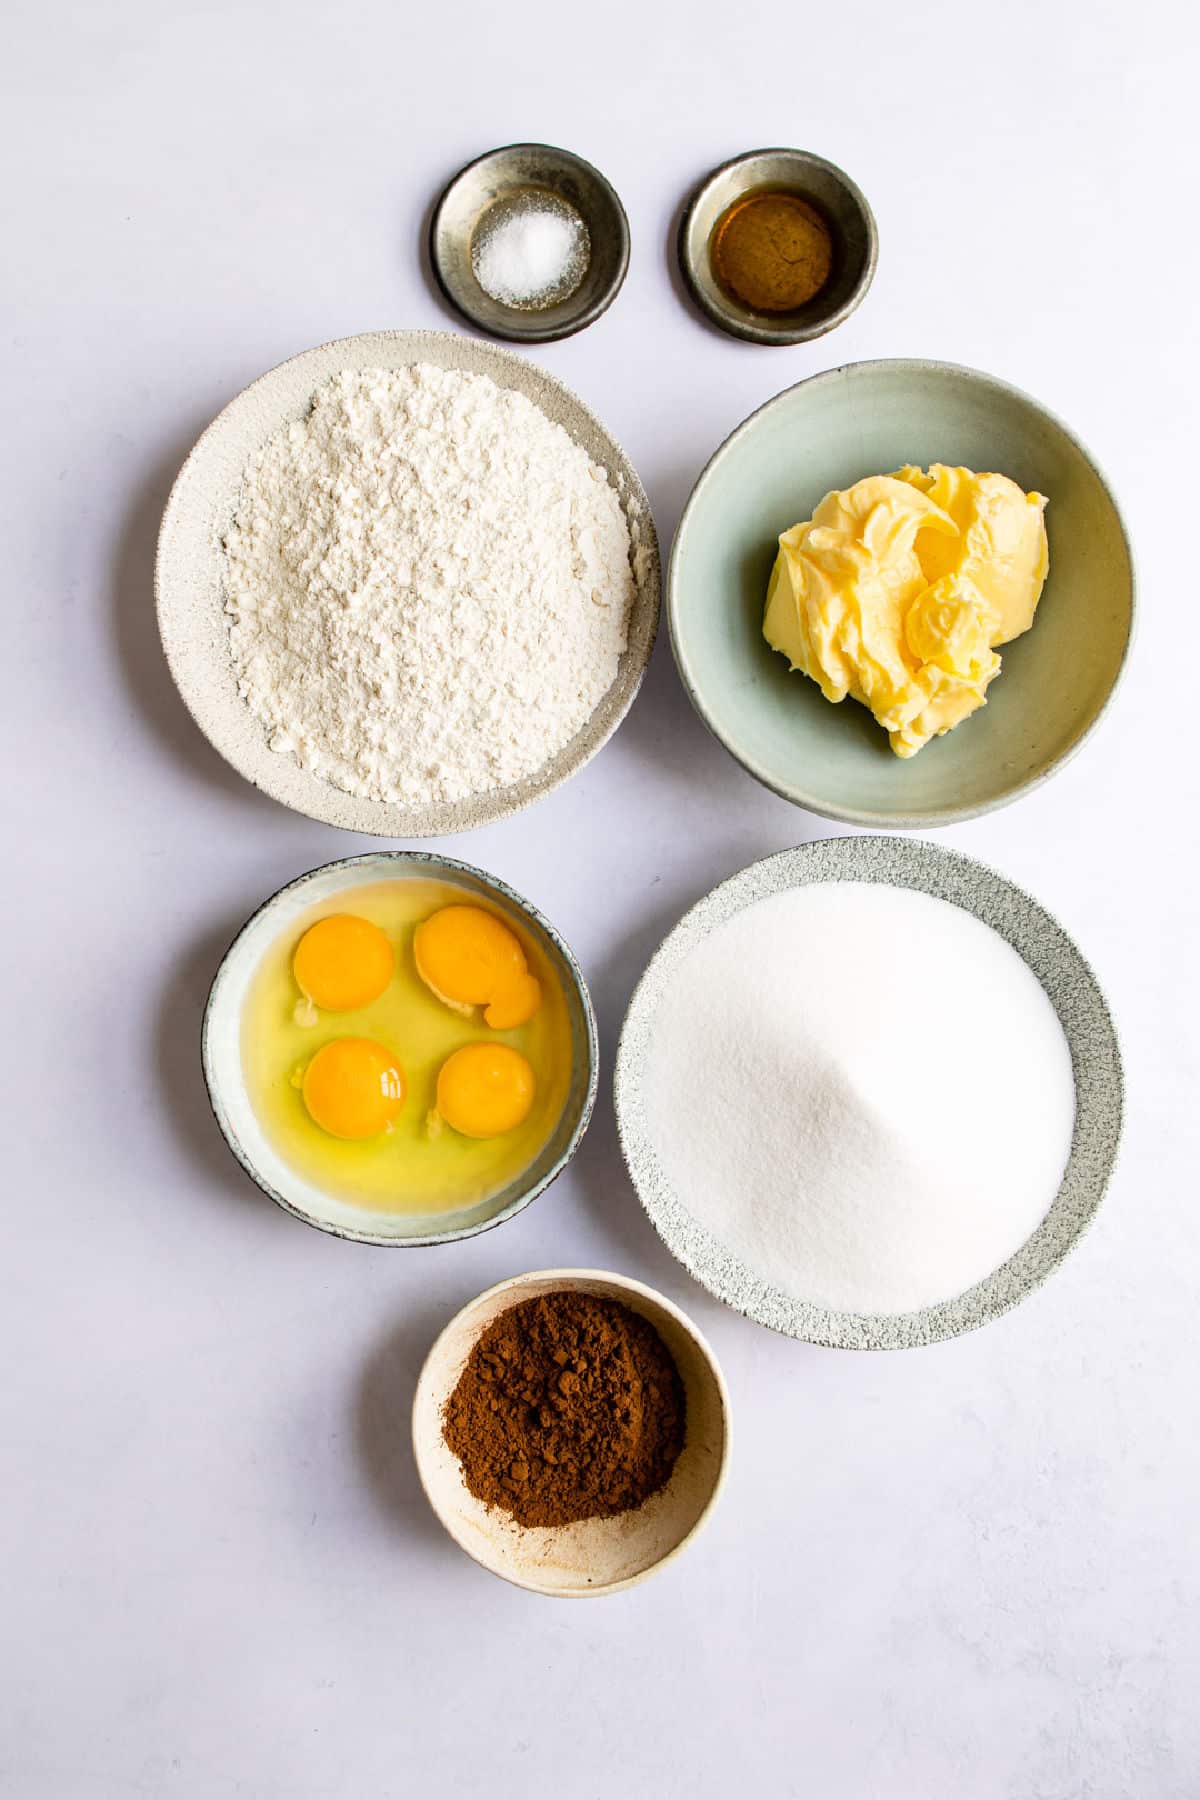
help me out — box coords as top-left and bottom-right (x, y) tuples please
(614, 836), (1123, 1350)
(156, 330), (659, 835)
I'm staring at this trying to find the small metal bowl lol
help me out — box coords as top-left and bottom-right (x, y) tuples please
(430, 143), (630, 344)
(678, 148), (878, 347)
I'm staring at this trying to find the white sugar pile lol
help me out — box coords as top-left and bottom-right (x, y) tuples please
(643, 881), (1075, 1315)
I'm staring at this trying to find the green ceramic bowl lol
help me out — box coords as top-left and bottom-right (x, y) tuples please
(668, 360), (1135, 827)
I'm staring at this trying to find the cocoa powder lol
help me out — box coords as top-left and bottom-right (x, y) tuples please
(442, 1292), (686, 1529)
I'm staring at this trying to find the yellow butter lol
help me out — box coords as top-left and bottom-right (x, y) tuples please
(763, 465), (1048, 757)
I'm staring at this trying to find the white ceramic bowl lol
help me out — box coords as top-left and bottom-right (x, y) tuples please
(203, 853), (598, 1246)
(156, 328), (660, 836)
(412, 1269), (730, 1596)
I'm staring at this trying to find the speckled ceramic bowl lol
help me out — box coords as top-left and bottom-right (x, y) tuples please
(156, 329), (659, 837)
(668, 360), (1135, 828)
(412, 1269), (730, 1595)
(614, 836), (1123, 1350)
(202, 853), (598, 1246)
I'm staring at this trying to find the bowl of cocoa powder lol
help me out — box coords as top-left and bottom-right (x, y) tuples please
(412, 1269), (730, 1595)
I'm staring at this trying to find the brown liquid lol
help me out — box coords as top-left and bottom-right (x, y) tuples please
(711, 189), (834, 313)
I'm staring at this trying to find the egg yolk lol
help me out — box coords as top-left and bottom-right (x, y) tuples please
(413, 905), (541, 1029)
(302, 1037), (406, 1139)
(436, 1043), (536, 1139)
(293, 914), (394, 1012)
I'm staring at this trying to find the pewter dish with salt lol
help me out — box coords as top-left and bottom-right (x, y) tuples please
(614, 836), (1123, 1351)
(156, 330), (659, 837)
(430, 143), (630, 343)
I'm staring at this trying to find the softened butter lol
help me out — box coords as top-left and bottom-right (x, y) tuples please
(763, 465), (1049, 756)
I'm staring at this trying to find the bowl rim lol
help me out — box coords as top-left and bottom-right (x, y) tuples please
(613, 834), (1124, 1349)
(410, 1266), (732, 1596)
(677, 146), (879, 346)
(155, 327), (660, 838)
(201, 851), (600, 1248)
(666, 356), (1138, 828)
(429, 141), (631, 344)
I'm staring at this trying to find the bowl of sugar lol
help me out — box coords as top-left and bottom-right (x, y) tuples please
(614, 835), (1123, 1350)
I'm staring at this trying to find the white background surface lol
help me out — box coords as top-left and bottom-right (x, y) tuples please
(3, 2), (1197, 1794)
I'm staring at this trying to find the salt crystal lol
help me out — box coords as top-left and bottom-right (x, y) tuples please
(472, 192), (590, 311)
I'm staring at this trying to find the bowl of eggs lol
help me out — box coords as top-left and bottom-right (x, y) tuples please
(202, 853), (598, 1245)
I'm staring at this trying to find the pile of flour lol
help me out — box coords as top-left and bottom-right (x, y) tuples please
(223, 365), (635, 806)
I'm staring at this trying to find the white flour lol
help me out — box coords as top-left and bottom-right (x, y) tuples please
(643, 882), (1076, 1315)
(223, 365), (635, 806)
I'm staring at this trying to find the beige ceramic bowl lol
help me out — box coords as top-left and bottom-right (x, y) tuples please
(156, 329), (660, 837)
(412, 1269), (730, 1596)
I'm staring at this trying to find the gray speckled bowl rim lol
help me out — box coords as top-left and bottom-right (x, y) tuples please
(614, 836), (1123, 1350)
(156, 328), (660, 838)
(677, 147), (879, 346)
(202, 851), (600, 1248)
(667, 357), (1137, 829)
(430, 142), (631, 344)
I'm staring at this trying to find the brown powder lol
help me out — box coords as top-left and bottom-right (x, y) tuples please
(442, 1292), (687, 1529)
(711, 188), (834, 313)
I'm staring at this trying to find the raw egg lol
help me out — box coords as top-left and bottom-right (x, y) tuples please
(436, 1043), (536, 1139)
(302, 1037), (406, 1140)
(413, 905), (541, 1029)
(293, 914), (394, 1012)
(241, 877), (573, 1216)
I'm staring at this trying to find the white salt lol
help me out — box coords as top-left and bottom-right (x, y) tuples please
(471, 193), (590, 310)
(643, 881), (1075, 1315)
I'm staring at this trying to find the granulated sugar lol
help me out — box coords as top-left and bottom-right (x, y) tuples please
(643, 881), (1076, 1315)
